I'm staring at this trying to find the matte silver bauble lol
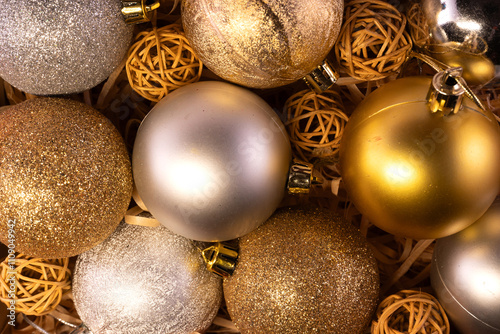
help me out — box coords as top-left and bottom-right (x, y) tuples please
(431, 199), (500, 334)
(73, 222), (222, 334)
(0, 0), (133, 95)
(133, 81), (292, 241)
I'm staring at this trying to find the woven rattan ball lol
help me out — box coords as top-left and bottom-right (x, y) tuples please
(372, 290), (450, 334)
(0, 254), (71, 316)
(126, 23), (203, 102)
(334, 0), (412, 81)
(406, 2), (431, 48)
(284, 89), (348, 162)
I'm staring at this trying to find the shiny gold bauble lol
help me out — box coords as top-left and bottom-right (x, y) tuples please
(223, 206), (380, 334)
(0, 98), (133, 258)
(429, 43), (496, 87)
(181, 0), (343, 89)
(339, 76), (500, 239)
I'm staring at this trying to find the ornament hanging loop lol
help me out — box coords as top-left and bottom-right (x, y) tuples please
(287, 160), (322, 194)
(427, 67), (465, 116)
(121, 0), (160, 24)
(303, 59), (339, 93)
(202, 242), (238, 278)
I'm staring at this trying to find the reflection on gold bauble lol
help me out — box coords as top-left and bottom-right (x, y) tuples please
(339, 76), (500, 239)
(181, 0), (343, 88)
(223, 206), (379, 334)
(429, 43), (495, 87)
(0, 98), (133, 258)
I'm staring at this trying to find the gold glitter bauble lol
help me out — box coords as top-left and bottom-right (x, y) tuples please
(0, 98), (133, 258)
(223, 206), (380, 334)
(181, 0), (343, 89)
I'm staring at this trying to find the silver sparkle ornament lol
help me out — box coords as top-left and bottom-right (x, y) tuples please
(73, 222), (222, 334)
(0, 0), (133, 95)
(133, 81), (293, 241)
(431, 199), (500, 334)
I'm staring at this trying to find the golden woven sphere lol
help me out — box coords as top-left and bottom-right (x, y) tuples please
(284, 88), (348, 162)
(0, 254), (71, 316)
(334, 0), (412, 81)
(372, 290), (450, 334)
(126, 23), (203, 102)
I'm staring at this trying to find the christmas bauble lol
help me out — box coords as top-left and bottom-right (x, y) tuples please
(223, 206), (380, 334)
(133, 81), (292, 241)
(339, 75), (500, 239)
(431, 199), (500, 334)
(181, 0), (343, 89)
(405, 0), (499, 86)
(73, 222), (222, 334)
(0, 98), (132, 258)
(0, 0), (133, 95)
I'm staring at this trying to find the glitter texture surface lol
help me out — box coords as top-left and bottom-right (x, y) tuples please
(223, 206), (380, 334)
(182, 0), (344, 88)
(0, 98), (133, 258)
(73, 222), (223, 334)
(0, 0), (133, 95)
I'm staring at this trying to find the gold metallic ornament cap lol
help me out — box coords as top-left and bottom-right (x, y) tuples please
(202, 242), (239, 278)
(121, 0), (160, 24)
(427, 67), (466, 116)
(303, 59), (339, 93)
(287, 160), (322, 194)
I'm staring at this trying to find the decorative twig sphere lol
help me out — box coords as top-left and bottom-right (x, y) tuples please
(372, 290), (450, 334)
(284, 89), (348, 162)
(334, 0), (412, 81)
(0, 255), (71, 316)
(126, 23), (203, 102)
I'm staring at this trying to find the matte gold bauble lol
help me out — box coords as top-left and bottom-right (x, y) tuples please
(0, 98), (133, 258)
(339, 75), (500, 239)
(223, 206), (380, 334)
(181, 0), (343, 89)
(429, 43), (496, 87)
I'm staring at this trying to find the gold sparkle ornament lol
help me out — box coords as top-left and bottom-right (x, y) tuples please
(0, 98), (133, 258)
(223, 206), (380, 334)
(181, 0), (344, 89)
(339, 71), (500, 239)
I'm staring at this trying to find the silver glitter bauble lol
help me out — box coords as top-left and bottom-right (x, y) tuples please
(0, 0), (133, 95)
(181, 0), (343, 89)
(431, 199), (500, 334)
(73, 222), (222, 334)
(133, 81), (292, 242)
(223, 206), (380, 334)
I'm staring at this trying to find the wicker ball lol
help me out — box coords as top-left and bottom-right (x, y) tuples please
(0, 254), (71, 316)
(284, 89), (348, 162)
(126, 23), (203, 102)
(334, 0), (412, 81)
(372, 290), (450, 334)
(406, 2), (431, 48)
